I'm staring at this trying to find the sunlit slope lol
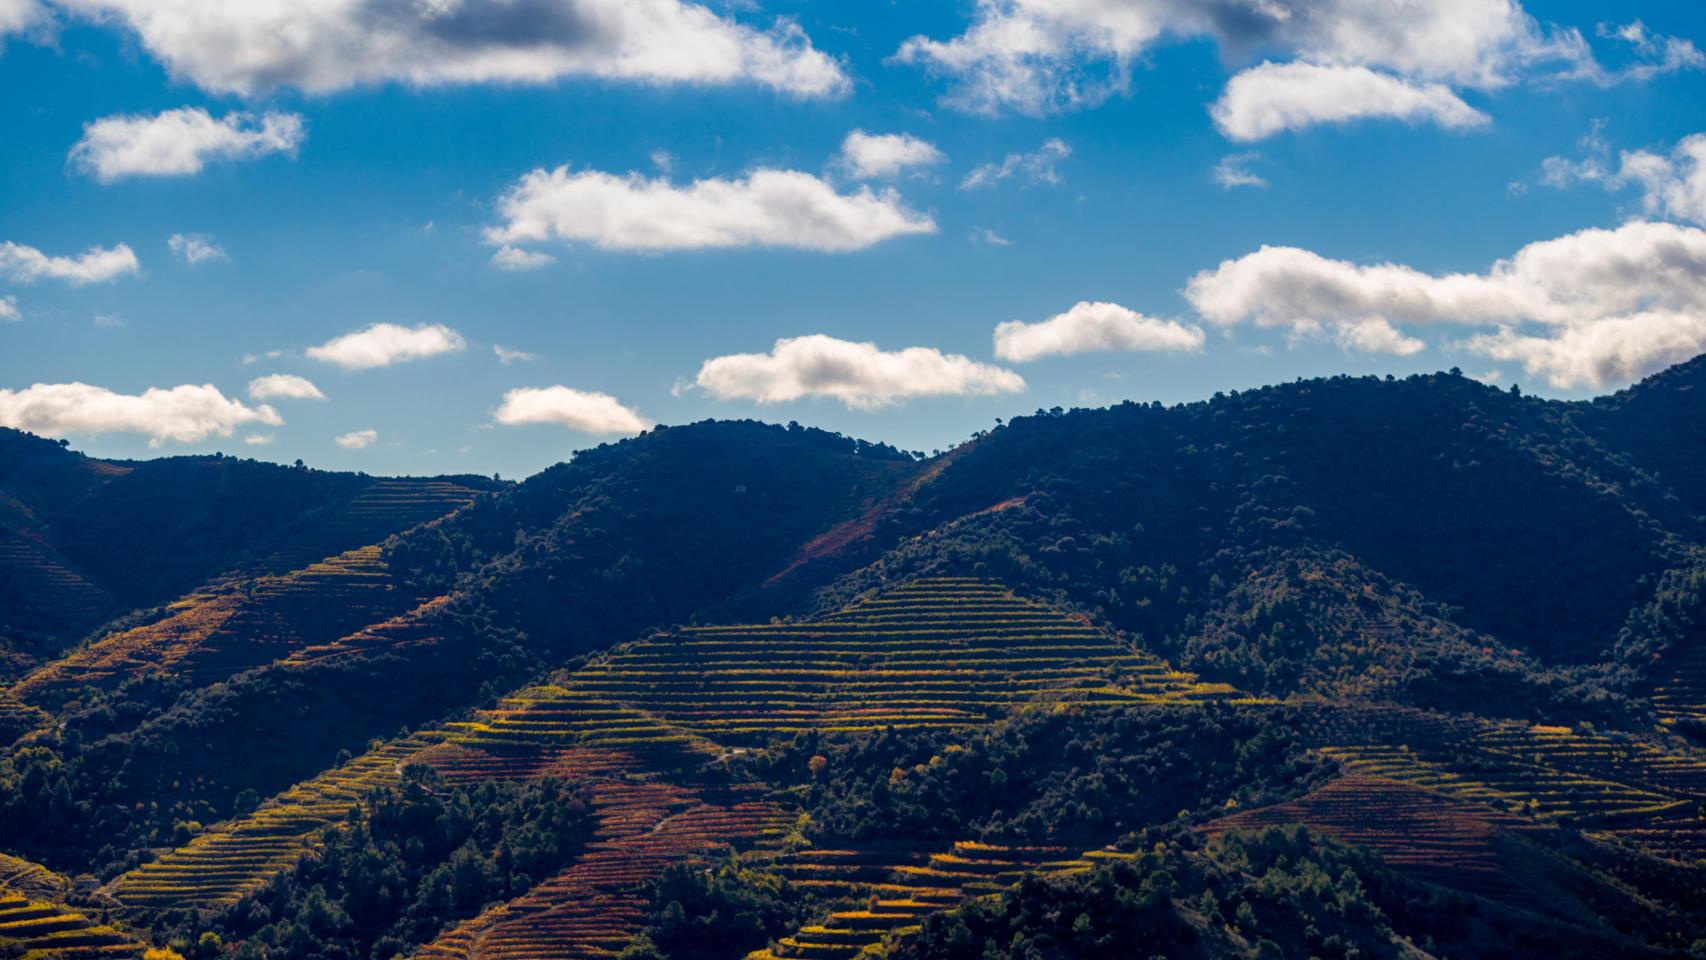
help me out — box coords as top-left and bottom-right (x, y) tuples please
(453, 577), (1233, 750)
(104, 736), (432, 908)
(11, 545), (409, 707)
(1305, 704), (1706, 862)
(108, 577), (1230, 930)
(0, 890), (146, 959)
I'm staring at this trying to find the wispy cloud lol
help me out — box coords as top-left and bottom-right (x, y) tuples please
(961, 139), (1070, 189)
(335, 428), (378, 449)
(169, 232), (229, 265)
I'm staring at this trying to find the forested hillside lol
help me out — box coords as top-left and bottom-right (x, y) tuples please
(3, 361), (1706, 960)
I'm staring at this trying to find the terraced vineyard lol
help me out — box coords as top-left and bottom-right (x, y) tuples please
(0, 890), (145, 959)
(747, 841), (1121, 960)
(105, 737), (431, 908)
(1309, 709), (1706, 861)
(236, 478), (484, 578)
(104, 576), (1236, 953)
(522, 577), (1233, 744)
(1205, 775), (1538, 903)
(11, 545), (416, 706)
(0, 853), (70, 903)
(0, 529), (117, 647)
(1654, 643), (1706, 730)
(416, 784), (791, 960)
(0, 690), (49, 744)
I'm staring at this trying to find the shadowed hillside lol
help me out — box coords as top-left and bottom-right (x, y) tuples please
(4, 364), (1706, 959)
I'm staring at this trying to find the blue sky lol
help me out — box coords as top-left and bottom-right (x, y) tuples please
(2, 0), (1705, 478)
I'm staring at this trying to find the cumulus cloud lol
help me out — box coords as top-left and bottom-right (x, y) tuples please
(1184, 220), (1706, 386)
(55, 0), (848, 98)
(836, 130), (946, 179)
(1618, 136), (1706, 226)
(1212, 62), (1489, 141)
(896, 0), (1583, 116)
(1333, 317), (1426, 356)
(0, 382), (281, 445)
(490, 245), (557, 271)
(894, 0), (1696, 138)
(961, 139), (1069, 189)
(168, 232), (228, 265)
(0, 295), (18, 322)
(1213, 152), (1267, 189)
(306, 323), (466, 370)
(0, 241), (139, 286)
(485, 166), (935, 253)
(493, 345), (538, 364)
(696, 334), (1025, 409)
(248, 374), (325, 401)
(1545, 131), (1706, 227)
(70, 108), (302, 182)
(243, 433), (275, 445)
(493, 385), (649, 435)
(335, 429), (378, 449)
(993, 301), (1204, 362)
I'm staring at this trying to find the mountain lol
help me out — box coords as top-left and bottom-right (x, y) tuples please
(1, 363), (1704, 960)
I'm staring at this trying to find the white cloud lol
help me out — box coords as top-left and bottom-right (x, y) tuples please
(961, 139), (1069, 189)
(485, 166), (936, 253)
(1547, 132), (1706, 227)
(895, 0), (1585, 118)
(242, 349), (284, 366)
(493, 385), (649, 435)
(0, 382), (281, 446)
(1, 0), (49, 41)
(168, 232), (228, 265)
(696, 334), (1026, 409)
(994, 301), (1204, 362)
(248, 373), (325, 401)
(0, 295), (18, 322)
(494, 345), (538, 364)
(971, 227), (1011, 246)
(243, 433), (275, 445)
(1618, 136), (1706, 226)
(56, 0), (848, 98)
(1586, 20), (1706, 85)
(335, 429), (378, 449)
(306, 323), (466, 370)
(0, 241), (139, 285)
(1212, 62), (1489, 141)
(490, 245), (557, 271)
(70, 108), (302, 182)
(1213, 152), (1267, 189)
(1184, 220), (1706, 385)
(894, 0), (1700, 140)
(836, 130), (946, 179)
(1334, 317), (1426, 356)
(93, 312), (124, 327)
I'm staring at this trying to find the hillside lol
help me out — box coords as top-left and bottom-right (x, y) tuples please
(2, 364), (1706, 959)
(0, 429), (502, 679)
